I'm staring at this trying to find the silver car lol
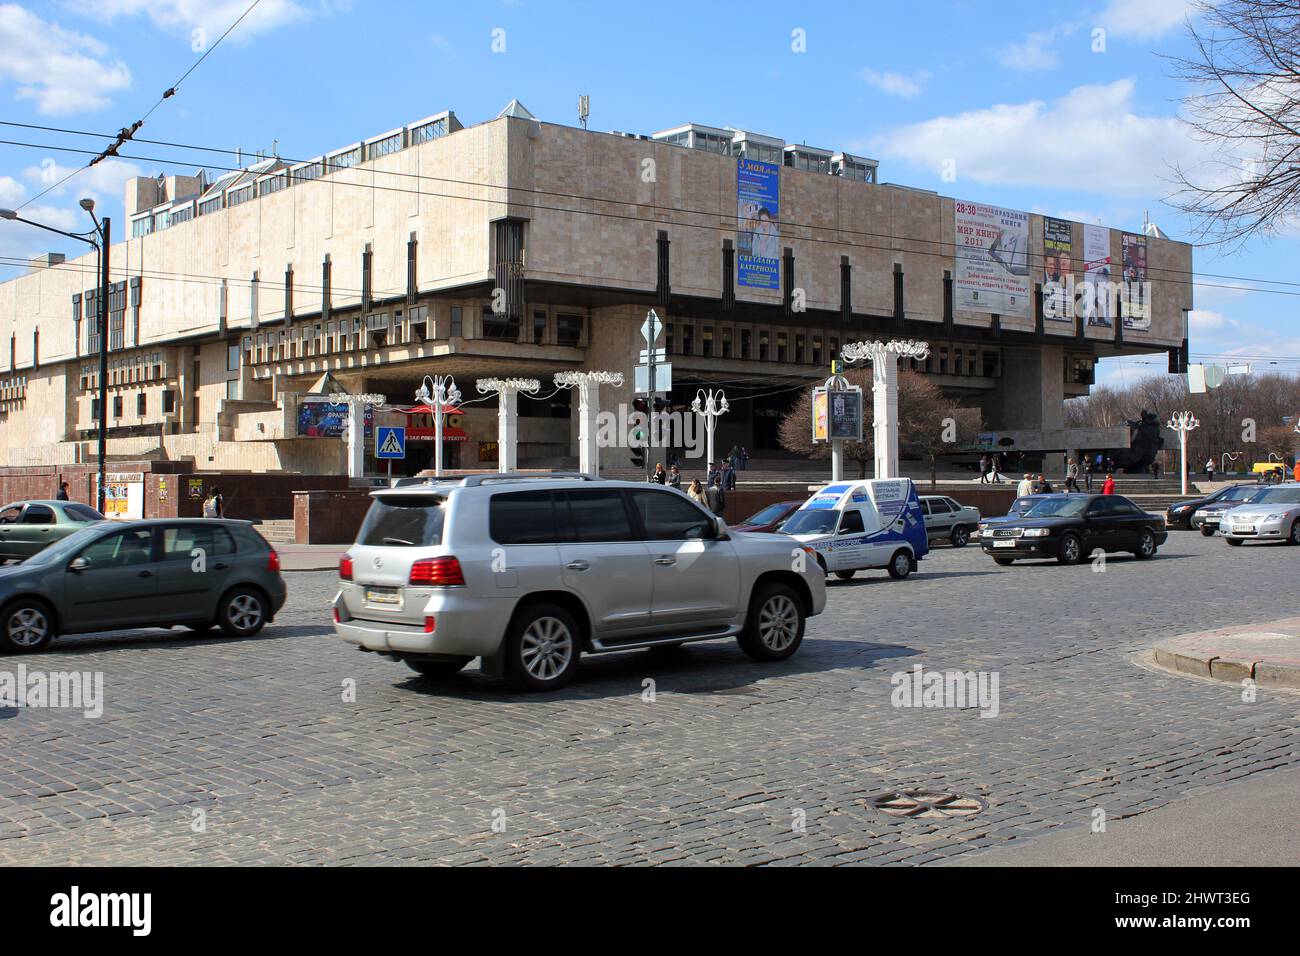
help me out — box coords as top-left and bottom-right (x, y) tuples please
(920, 495), (981, 548)
(333, 474), (827, 691)
(1220, 485), (1300, 545)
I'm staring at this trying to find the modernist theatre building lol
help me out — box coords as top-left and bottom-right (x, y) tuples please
(0, 102), (1192, 477)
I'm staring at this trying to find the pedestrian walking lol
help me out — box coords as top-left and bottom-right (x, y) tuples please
(1102, 474), (1116, 495)
(55, 481), (69, 501)
(668, 464), (682, 489)
(203, 485), (224, 518)
(1206, 458), (1216, 482)
(687, 479), (706, 505)
(705, 477), (726, 517)
(1150, 460), (1161, 480)
(1016, 473), (1034, 498)
(1064, 458), (1079, 492)
(728, 445), (742, 473)
(991, 453), (1003, 482)
(1036, 474), (1053, 494)
(739, 447), (749, 471)
(722, 460), (736, 491)
(979, 454), (990, 484)
(651, 462), (667, 485)
(1084, 457), (1094, 490)
(706, 461), (721, 487)
(1293, 460), (1300, 483)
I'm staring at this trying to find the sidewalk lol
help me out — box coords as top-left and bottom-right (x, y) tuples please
(1153, 617), (1300, 689)
(274, 543), (346, 572)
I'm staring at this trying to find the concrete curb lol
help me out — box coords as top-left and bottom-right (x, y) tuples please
(1153, 617), (1300, 690)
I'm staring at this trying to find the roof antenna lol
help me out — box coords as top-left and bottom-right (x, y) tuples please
(578, 94), (589, 130)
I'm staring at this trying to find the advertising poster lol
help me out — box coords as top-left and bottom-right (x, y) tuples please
(812, 390), (829, 443)
(736, 158), (781, 289)
(1121, 232), (1150, 330)
(828, 389), (863, 442)
(297, 399), (374, 438)
(1083, 224), (1113, 327)
(1043, 217), (1074, 321)
(96, 472), (144, 520)
(954, 201), (1031, 316)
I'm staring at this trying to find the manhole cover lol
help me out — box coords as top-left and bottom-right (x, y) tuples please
(867, 790), (987, 820)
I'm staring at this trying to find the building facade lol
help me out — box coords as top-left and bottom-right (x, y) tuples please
(0, 101), (1193, 476)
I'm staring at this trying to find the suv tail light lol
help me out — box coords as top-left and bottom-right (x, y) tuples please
(409, 556), (465, 586)
(267, 550), (281, 573)
(339, 555), (353, 580)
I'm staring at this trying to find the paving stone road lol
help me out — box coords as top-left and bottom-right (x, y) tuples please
(1, 530), (1296, 865)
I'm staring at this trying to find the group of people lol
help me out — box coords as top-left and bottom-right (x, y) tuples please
(1017, 465), (1115, 498)
(650, 460), (732, 516)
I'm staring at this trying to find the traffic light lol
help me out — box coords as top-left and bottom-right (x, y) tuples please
(632, 397), (649, 414)
(630, 446), (645, 468)
(653, 397), (671, 413)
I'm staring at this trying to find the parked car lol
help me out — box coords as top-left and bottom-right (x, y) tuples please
(0, 518), (285, 653)
(730, 500), (802, 534)
(1165, 485), (1240, 529)
(976, 495), (1039, 537)
(919, 495), (981, 547)
(781, 478), (929, 581)
(979, 493), (1167, 566)
(333, 474), (826, 691)
(1189, 484), (1273, 536)
(0, 500), (105, 562)
(1219, 486), (1300, 545)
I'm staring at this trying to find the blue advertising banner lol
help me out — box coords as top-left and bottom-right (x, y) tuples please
(297, 399), (374, 438)
(736, 158), (780, 289)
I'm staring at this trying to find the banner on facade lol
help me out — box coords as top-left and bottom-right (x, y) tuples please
(96, 472), (144, 520)
(1083, 224), (1113, 328)
(954, 201), (1030, 316)
(1121, 232), (1150, 330)
(1043, 217), (1074, 321)
(297, 398), (374, 438)
(736, 158), (781, 289)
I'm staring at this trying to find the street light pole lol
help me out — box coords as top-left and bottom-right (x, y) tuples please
(415, 374), (460, 477)
(690, 388), (729, 471)
(1167, 411), (1200, 496)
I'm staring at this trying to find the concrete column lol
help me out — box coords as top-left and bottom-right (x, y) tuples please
(577, 381), (599, 475)
(346, 404), (365, 479)
(998, 344), (1065, 431)
(873, 359), (900, 479)
(498, 388), (518, 474)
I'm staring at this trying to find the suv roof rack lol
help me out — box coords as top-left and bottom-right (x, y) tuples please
(460, 472), (596, 487)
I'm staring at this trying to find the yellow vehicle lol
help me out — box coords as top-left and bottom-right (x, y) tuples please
(1251, 462), (1287, 481)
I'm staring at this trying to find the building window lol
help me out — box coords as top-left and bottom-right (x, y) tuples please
(137, 392), (146, 416)
(481, 305), (518, 341)
(740, 329), (751, 360)
(665, 323), (675, 354)
(163, 390), (176, 413)
(556, 313), (583, 348)
(227, 344), (240, 372)
(112, 395), (123, 419)
(91, 398), (100, 421)
(721, 328), (733, 359)
(939, 347), (949, 375)
(450, 306), (463, 337)
(532, 310), (547, 345)
(812, 336), (823, 366)
(701, 326), (714, 358)
(776, 332), (788, 363)
(984, 351), (1000, 378)
(680, 325), (694, 356)
(795, 334), (805, 364)
(758, 330), (770, 361)
(226, 380), (240, 400)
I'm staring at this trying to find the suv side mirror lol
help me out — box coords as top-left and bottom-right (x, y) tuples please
(68, 556), (89, 573)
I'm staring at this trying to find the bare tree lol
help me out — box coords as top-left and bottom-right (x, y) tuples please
(1168, 0), (1300, 245)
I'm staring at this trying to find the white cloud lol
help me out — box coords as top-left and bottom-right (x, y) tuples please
(0, 175), (26, 208)
(859, 68), (930, 99)
(998, 30), (1061, 71)
(1188, 308), (1230, 333)
(0, 3), (131, 114)
(871, 79), (1206, 196)
(21, 158), (144, 207)
(67, 0), (310, 45)
(1097, 0), (1198, 39)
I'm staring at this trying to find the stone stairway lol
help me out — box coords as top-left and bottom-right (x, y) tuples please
(256, 519), (297, 544)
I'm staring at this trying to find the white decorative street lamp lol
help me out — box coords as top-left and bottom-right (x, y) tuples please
(841, 338), (932, 480)
(554, 370), (624, 476)
(1166, 410), (1200, 496)
(476, 377), (541, 473)
(690, 388), (729, 473)
(329, 391), (385, 480)
(414, 374), (461, 478)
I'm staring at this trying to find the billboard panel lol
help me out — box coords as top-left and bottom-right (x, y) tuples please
(1083, 224), (1113, 327)
(954, 201), (1031, 316)
(1121, 232), (1150, 330)
(297, 399), (374, 438)
(736, 158), (781, 289)
(1043, 217), (1074, 321)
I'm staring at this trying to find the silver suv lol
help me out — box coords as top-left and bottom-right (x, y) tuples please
(333, 474), (827, 690)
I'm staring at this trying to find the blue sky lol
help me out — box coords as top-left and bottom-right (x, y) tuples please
(0, 0), (1295, 386)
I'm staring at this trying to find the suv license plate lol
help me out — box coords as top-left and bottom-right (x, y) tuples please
(366, 587), (402, 608)
(993, 540), (1016, 548)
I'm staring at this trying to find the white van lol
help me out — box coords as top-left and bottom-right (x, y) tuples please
(781, 478), (930, 581)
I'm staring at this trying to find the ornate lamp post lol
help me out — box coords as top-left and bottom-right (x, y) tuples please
(841, 338), (932, 480)
(329, 391), (385, 480)
(476, 377), (541, 473)
(1166, 411), (1200, 496)
(414, 375), (460, 478)
(690, 388), (729, 472)
(554, 370), (623, 476)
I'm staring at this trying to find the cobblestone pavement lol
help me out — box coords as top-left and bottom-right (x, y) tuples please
(1, 531), (1296, 865)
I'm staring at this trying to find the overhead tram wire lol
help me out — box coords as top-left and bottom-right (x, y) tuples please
(12, 0), (263, 211)
(2, 126), (1296, 298)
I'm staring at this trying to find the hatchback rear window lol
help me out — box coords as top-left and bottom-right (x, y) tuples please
(64, 504), (104, 522)
(357, 495), (446, 547)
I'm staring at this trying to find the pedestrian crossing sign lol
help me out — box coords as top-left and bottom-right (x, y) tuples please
(376, 426), (406, 460)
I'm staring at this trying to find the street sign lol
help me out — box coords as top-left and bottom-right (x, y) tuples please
(638, 348), (667, 364)
(376, 426), (406, 459)
(634, 363), (672, 394)
(640, 310), (663, 345)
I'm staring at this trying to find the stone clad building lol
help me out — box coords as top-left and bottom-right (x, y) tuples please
(0, 100), (1193, 478)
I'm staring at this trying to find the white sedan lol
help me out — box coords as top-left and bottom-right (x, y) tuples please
(1220, 486), (1300, 545)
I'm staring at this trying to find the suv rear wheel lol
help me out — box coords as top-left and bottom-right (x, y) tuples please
(505, 603), (581, 691)
(738, 582), (805, 662)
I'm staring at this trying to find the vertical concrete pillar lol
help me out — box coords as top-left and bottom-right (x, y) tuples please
(498, 388), (518, 474)
(346, 404), (365, 479)
(873, 359), (900, 479)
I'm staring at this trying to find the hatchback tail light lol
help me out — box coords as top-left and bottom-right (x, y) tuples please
(409, 556), (465, 586)
(267, 550), (281, 572)
(339, 555), (353, 581)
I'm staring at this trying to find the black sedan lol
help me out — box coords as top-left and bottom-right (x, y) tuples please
(1164, 484), (1247, 530)
(980, 493), (1168, 566)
